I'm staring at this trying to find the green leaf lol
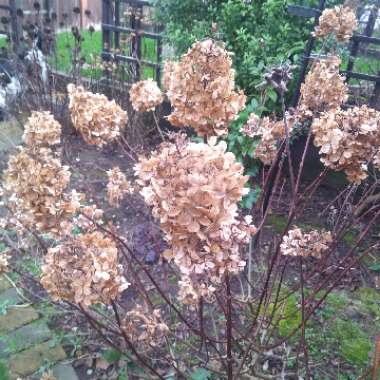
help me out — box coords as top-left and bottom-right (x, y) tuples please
(189, 368), (212, 380)
(117, 368), (128, 380)
(368, 263), (380, 272)
(102, 348), (122, 364)
(267, 88), (278, 103)
(240, 186), (261, 209)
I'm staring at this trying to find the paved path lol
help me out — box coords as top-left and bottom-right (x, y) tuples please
(0, 276), (79, 380)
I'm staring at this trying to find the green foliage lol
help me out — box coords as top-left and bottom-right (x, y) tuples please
(102, 348), (122, 364)
(268, 293), (302, 338)
(154, 0), (312, 99)
(227, 98), (265, 208)
(189, 368), (212, 380)
(333, 320), (371, 366)
(0, 361), (9, 380)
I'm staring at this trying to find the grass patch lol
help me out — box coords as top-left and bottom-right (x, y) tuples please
(51, 30), (158, 80)
(50, 30), (102, 73)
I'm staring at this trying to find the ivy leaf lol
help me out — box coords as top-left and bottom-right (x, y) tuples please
(102, 348), (122, 364)
(368, 263), (380, 272)
(190, 368), (212, 380)
(240, 186), (261, 209)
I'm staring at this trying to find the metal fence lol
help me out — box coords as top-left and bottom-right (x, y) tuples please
(289, 0), (380, 109)
(101, 0), (162, 83)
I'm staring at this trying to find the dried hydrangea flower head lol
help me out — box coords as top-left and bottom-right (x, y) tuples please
(163, 39), (246, 137)
(23, 111), (62, 148)
(299, 56), (348, 116)
(178, 276), (216, 305)
(135, 134), (256, 291)
(41, 231), (129, 306)
(40, 371), (57, 380)
(67, 83), (127, 147)
(0, 253), (10, 274)
(311, 105), (380, 183)
(242, 113), (295, 165)
(75, 204), (104, 232)
(2, 147), (80, 236)
(314, 6), (358, 42)
(106, 167), (133, 207)
(129, 79), (163, 112)
(281, 227), (332, 259)
(122, 305), (169, 351)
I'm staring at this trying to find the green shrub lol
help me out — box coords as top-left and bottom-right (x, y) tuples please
(154, 0), (314, 99)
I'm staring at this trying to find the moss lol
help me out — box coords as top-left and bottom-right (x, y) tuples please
(332, 320), (371, 366)
(354, 288), (380, 320)
(268, 294), (301, 338)
(0, 361), (9, 380)
(266, 214), (287, 233)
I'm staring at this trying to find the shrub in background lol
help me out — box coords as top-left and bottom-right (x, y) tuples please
(154, 0), (315, 100)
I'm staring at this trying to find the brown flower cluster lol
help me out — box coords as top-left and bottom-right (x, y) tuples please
(280, 227), (332, 259)
(41, 231), (129, 306)
(242, 113), (295, 165)
(2, 147), (81, 235)
(0, 253), (10, 274)
(135, 135), (256, 293)
(163, 39), (246, 137)
(122, 305), (169, 350)
(106, 167), (133, 207)
(314, 6), (358, 42)
(68, 84), (127, 147)
(129, 79), (163, 112)
(40, 371), (57, 380)
(75, 204), (104, 232)
(178, 277), (216, 305)
(311, 105), (380, 183)
(299, 56), (348, 116)
(22, 111), (61, 148)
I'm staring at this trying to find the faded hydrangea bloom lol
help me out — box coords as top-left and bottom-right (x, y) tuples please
(75, 204), (104, 232)
(129, 79), (163, 112)
(122, 305), (169, 351)
(2, 147), (81, 236)
(40, 371), (57, 380)
(164, 39), (246, 137)
(22, 111), (62, 148)
(281, 227), (332, 259)
(299, 56), (348, 116)
(135, 135), (256, 299)
(41, 231), (129, 306)
(106, 167), (133, 207)
(311, 105), (380, 183)
(68, 84), (127, 147)
(314, 6), (358, 42)
(242, 113), (296, 165)
(0, 253), (10, 274)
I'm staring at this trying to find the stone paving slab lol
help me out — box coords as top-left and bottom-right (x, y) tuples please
(52, 363), (80, 380)
(0, 276), (79, 380)
(0, 288), (22, 305)
(0, 320), (52, 356)
(0, 277), (12, 293)
(8, 340), (67, 378)
(0, 306), (39, 334)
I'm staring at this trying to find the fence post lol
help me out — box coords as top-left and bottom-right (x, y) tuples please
(290, 0), (326, 107)
(9, 0), (20, 56)
(102, 0), (112, 53)
(346, 0), (380, 81)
